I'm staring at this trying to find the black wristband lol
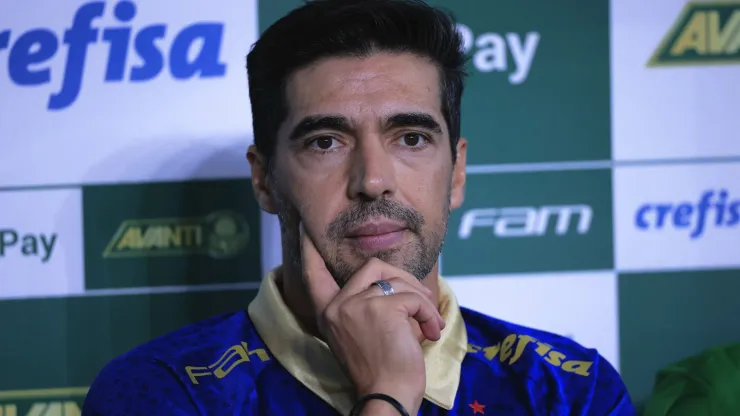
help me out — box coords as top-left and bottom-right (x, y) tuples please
(349, 393), (410, 416)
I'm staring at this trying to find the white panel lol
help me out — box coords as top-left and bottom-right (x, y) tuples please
(446, 271), (620, 371)
(614, 162), (740, 271)
(611, 0), (740, 161)
(0, 188), (84, 299)
(0, 0), (258, 186)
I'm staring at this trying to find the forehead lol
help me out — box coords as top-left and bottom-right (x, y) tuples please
(282, 52), (443, 128)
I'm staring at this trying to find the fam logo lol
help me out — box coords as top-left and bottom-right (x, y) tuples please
(0, 0), (227, 110)
(455, 23), (540, 84)
(635, 189), (740, 239)
(458, 205), (593, 239)
(647, 1), (740, 67)
(103, 210), (249, 259)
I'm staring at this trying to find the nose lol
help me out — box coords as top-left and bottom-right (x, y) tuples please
(347, 137), (396, 201)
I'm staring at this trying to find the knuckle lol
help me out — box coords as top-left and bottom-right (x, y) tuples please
(321, 305), (337, 323)
(356, 258), (381, 278)
(395, 292), (416, 305)
(365, 257), (384, 269)
(409, 291), (425, 302)
(368, 257), (389, 269)
(387, 277), (405, 288)
(335, 302), (353, 320)
(317, 307), (336, 334)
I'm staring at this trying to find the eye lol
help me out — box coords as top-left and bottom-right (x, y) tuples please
(399, 133), (428, 147)
(308, 136), (340, 151)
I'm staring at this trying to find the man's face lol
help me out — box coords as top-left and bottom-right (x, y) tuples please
(264, 52), (466, 285)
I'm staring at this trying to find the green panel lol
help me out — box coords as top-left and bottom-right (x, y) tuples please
(257, 0), (612, 164)
(258, 0), (302, 32)
(445, 0), (611, 164)
(442, 169), (614, 275)
(83, 179), (262, 289)
(619, 269), (740, 405)
(0, 289), (258, 393)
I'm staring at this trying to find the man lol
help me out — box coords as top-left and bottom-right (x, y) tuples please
(83, 0), (636, 414)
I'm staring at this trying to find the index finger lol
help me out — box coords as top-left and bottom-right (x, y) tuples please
(300, 222), (340, 313)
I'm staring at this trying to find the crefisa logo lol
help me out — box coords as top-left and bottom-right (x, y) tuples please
(635, 189), (740, 239)
(0, 1), (227, 110)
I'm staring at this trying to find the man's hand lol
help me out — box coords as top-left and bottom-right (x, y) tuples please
(300, 223), (445, 415)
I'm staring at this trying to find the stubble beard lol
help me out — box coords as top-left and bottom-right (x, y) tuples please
(275, 189), (451, 287)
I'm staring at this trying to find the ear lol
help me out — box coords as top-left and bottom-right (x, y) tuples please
(450, 137), (467, 210)
(247, 145), (278, 214)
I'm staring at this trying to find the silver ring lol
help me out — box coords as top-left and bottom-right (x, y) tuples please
(373, 280), (395, 296)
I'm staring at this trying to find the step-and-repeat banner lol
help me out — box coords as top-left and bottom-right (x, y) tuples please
(1, 0), (739, 413)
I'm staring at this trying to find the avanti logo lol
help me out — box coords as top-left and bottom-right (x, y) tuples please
(0, 387), (87, 416)
(647, 1), (740, 67)
(458, 205), (593, 239)
(103, 210), (249, 259)
(0, 1), (227, 110)
(635, 189), (740, 239)
(0, 401), (81, 416)
(455, 23), (540, 85)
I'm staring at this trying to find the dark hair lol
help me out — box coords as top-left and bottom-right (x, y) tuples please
(246, 0), (468, 169)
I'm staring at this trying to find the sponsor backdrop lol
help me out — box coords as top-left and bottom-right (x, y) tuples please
(0, 0), (738, 413)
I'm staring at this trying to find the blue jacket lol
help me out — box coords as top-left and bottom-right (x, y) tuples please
(82, 307), (635, 415)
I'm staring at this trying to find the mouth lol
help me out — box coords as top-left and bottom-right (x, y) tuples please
(345, 219), (408, 251)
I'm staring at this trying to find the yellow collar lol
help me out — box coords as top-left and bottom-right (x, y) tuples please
(248, 266), (468, 415)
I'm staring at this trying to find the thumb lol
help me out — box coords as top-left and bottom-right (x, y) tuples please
(300, 222), (339, 314)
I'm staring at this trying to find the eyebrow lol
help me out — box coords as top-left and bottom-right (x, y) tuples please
(384, 112), (443, 134)
(287, 112), (443, 141)
(288, 115), (353, 141)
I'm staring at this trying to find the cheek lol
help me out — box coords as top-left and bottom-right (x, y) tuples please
(403, 169), (451, 221)
(275, 169), (345, 234)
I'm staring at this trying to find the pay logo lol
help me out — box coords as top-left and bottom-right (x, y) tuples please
(0, 1), (227, 110)
(0, 229), (57, 263)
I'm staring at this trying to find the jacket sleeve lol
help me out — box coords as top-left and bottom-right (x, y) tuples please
(585, 356), (638, 416)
